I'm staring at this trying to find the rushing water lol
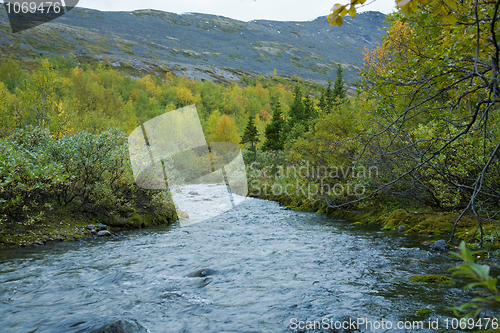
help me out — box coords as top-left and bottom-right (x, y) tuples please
(0, 196), (491, 332)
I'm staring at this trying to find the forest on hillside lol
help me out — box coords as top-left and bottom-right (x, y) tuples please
(0, 53), (335, 240)
(1, 0), (500, 257)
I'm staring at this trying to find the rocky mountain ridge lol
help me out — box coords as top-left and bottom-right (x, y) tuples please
(0, 6), (387, 83)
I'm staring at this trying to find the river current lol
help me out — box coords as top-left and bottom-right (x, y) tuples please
(0, 196), (483, 332)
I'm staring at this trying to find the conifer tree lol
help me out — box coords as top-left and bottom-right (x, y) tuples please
(318, 78), (334, 112)
(303, 94), (314, 130)
(332, 61), (346, 101)
(262, 100), (285, 151)
(288, 84), (305, 128)
(240, 115), (260, 161)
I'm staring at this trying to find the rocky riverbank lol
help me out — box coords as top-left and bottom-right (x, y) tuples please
(0, 209), (177, 249)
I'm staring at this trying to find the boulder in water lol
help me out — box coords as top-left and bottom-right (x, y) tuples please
(161, 291), (183, 299)
(98, 230), (112, 237)
(431, 240), (450, 252)
(99, 319), (149, 333)
(186, 268), (217, 278)
(97, 223), (108, 230)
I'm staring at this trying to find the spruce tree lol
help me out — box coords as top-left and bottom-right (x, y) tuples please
(240, 115), (260, 161)
(303, 94), (314, 130)
(288, 84), (305, 128)
(332, 61), (346, 100)
(262, 100), (285, 151)
(319, 78), (335, 112)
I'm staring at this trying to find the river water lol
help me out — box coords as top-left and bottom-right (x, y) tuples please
(0, 196), (487, 332)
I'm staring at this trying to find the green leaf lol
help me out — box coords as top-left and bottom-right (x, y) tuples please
(348, 5), (356, 17)
(464, 282), (485, 290)
(460, 241), (474, 263)
(449, 251), (463, 260)
(444, 0), (457, 11)
(471, 263), (490, 280)
(336, 15), (344, 27)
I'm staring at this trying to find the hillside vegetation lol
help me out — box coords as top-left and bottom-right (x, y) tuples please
(2, 0), (500, 251)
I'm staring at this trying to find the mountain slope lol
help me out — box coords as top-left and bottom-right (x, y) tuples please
(0, 7), (386, 82)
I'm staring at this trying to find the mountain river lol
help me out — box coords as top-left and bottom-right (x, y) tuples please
(0, 195), (493, 332)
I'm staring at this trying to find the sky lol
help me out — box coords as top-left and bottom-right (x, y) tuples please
(77, 0), (397, 22)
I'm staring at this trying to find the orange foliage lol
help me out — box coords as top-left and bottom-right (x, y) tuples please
(259, 109), (269, 121)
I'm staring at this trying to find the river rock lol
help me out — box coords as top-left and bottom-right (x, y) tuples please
(432, 240), (450, 252)
(97, 223), (108, 230)
(99, 319), (149, 333)
(161, 291), (183, 299)
(188, 191), (199, 196)
(86, 224), (95, 230)
(186, 268), (217, 278)
(398, 225), (407, 233)
(98, 230), (112, 237)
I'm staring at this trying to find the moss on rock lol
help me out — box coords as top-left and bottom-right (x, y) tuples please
(415, 308), (433, 317)
(410, 274), (454, 284)
(0, 208), (177, 248)
(382, 209), (413, 230)
(316, 207), (326, 214)
(471, 250), (490, 260)
(127, 213), (143, 228)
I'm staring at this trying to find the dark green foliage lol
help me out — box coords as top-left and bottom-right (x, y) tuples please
(333, 61), (346, 100)
(0, 127), (174, 226)
(262, 100), (285, 151)
(317, 64), (346, 113)
(0, 127), (61, 223)
(318, 78), (335, 112)
(288, 84), (305, 126)
(240, 116), (260, 152)
(303, 94), (314, 126)
(286, 84), (317, 140)
(49, 129), (131, 208)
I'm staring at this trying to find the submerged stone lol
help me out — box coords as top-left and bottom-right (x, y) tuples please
(98, 319), (149, 333)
